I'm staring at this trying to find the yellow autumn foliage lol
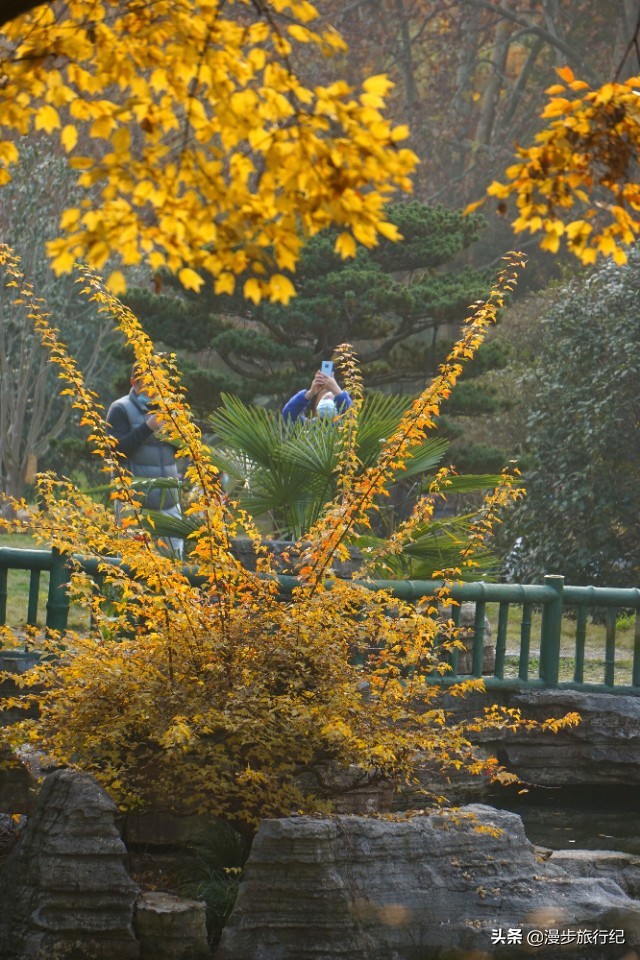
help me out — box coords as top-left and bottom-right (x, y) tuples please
(0, 245), (579, 824)
(471, 66), (640, 265)
(0, 1), (417, 298)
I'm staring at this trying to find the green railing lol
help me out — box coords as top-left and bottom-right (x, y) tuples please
(1, 547), (640, 694)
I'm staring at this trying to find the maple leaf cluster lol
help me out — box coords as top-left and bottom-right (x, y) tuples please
(0, 0), (416, 301)
(474, 67), (640, 265)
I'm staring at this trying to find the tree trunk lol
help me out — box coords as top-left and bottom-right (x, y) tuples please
(474, 0), (512, 149)
(614, 0), (640, 79)
(394, 0), (416, 114)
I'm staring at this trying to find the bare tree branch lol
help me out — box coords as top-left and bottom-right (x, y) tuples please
(458, 0), (600, 84)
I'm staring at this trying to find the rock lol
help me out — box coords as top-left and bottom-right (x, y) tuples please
(0, 813), (26, 858)
(455, 602), (495, 674)
(0, 747), (36, 815)
(292, 762), (400, 815)
(0, 768), (140, 959)
(136, 892), (210, 960)
(482, 690), (640, 786)
(216, 805), (640, 960)
(549, 849), (640, 899)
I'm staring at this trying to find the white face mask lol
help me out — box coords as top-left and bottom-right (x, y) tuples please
(316, 397), (336, 419)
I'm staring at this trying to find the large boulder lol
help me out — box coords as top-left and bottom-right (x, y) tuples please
(549, 849), (640, 900)
(480, 690), (640, 786)
(216, 805), (640, 960)
(0, 768), (140, 959)
(136, 892), (210, 960)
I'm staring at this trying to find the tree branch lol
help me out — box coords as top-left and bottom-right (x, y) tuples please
(457, 0), (600, 85)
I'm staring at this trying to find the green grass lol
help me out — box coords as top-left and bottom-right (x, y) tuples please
(0, 533), (89, 637)
(485, 602), (639, 686)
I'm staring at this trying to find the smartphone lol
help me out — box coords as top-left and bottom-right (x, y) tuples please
(321, 360), (334, 376)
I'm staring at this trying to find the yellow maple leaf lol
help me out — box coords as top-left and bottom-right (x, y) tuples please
(60, 125), (78, 152)
(243, 277), (263, 304)
(178, 267), (204, 292)
(214, 273), (236, 295)
(106, 270), (127, 294)
(390, 125), (410, 142)
(287, 24), (315, 43)
(35, 105), (61, 133)
(49, 247), (76, 275)
(556, 65), (575, 83)
(267, 273), (295, 304)
(60, 208), (81, 230)
(334, 232), (357, 258)
(0, 142), (19, 165)
(376, 220), (401, 241)
(362, 74), (394, 97)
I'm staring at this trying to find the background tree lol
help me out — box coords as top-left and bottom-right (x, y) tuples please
(0, 144), (115, 503)
(309, 0), (640, 278)
(481, 64), (640, 266)
(125, 201), (490, 398)
(0, 0), (417, 298)
(498, 251), (640, 586)
(316, 1), (639, 202)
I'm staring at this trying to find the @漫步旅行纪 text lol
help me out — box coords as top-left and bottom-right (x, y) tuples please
(490, 928), (625, 947)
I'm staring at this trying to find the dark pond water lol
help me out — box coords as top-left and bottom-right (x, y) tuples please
(485, 784), (640, 854)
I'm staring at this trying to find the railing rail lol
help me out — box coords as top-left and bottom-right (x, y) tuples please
(1, 547), (640, 694)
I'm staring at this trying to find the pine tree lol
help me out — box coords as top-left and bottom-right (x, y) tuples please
(124, 202), (490, 413)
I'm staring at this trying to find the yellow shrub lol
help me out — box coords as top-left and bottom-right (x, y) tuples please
(0, 246), (578, 824)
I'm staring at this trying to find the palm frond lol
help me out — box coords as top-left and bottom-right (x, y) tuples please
(280, 420), (339, 480)
(394, 437), (450, 479)
(142, 510), (201, 538)
(210, 395), (288, 468)
(354, 393), (411, 467)
(204, 394), (506, 554)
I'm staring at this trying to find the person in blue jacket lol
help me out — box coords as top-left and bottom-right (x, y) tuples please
(282, 369), (352, 422)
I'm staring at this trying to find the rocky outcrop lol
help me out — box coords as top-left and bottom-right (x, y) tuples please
(475, 689), (640, 786)
(216, 806), (640, 960)
(549, 849), (640, 900)
(136, 892), (210, 960)
(0, 768), (141, 960)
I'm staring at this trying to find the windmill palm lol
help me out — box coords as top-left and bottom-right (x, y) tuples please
(205, 393), (445, 538)
(136, 394), (516, 580)
(140, 392), (513, 578)
(193, 393), (512, 579)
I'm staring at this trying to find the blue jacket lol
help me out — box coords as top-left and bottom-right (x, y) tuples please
(282, 389), (352, 423)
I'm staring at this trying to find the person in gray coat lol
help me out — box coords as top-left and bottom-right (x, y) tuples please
(106, 362), (183, 556)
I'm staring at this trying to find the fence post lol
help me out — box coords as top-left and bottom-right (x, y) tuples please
(0, 566), (7, 627)
(539, 574), (564, 687)
(46, 548), (70, 633)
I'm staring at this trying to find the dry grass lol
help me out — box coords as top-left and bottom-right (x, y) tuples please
(485, 602), (639, 686)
